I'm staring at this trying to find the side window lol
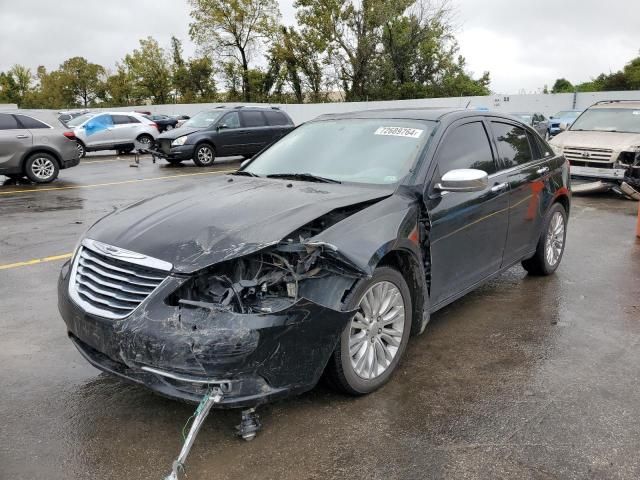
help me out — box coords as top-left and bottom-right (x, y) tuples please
(533, 134), (553, 159)
(0, 114), (20, 130)
(241, 111), (266, 128)
(127, 116), (140, 123)
(111, 115), (133, 125)
(85, 114), (113, 130)
(221, 112), (240, 129)
(436, 121), (497, 176)
(15, 114), (49, 129)
(491, 122), (533, 168)
(264, 111), (289, 126)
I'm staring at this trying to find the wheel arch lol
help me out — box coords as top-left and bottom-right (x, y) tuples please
(20, 147), (62, 171)
(377, 247), (429, 336)
(553, 192), (570, 216)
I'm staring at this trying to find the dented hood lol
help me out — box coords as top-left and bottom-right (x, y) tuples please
(550, 130), (640, 151)
(86, 175), (392, 274)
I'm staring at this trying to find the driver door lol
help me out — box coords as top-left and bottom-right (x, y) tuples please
(426, 119), (510, 307)
(215, 112), (244, 156)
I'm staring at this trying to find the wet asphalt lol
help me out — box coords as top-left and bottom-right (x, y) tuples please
(1, 155), (639, 480)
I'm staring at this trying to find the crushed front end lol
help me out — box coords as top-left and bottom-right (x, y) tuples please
(58, 235), (360, 407)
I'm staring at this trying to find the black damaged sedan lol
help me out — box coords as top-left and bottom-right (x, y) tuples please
(58, 108), (570, 409)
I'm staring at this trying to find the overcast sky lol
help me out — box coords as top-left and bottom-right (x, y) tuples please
(0, 0), (638, 94)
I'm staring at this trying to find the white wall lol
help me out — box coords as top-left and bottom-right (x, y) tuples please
(38, 90), (640, 125)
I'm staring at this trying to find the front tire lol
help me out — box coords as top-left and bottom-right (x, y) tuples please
(193, 143), (216, 167)
(25, 153), (59, 183)
(522, 203), (567, 275)
(326, 266), (412, 395)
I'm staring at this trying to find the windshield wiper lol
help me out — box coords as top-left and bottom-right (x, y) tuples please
(231, 170), (260, 177)
(266, 173), (341, 184)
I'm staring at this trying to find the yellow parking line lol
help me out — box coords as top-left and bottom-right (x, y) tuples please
(0, 253), (73, 271)
(0, 169), (236, 196)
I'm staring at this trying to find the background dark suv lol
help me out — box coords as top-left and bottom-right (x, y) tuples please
(154, 106), (295, 166)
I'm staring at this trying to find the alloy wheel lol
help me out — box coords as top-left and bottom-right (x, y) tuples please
(30, 157), (56, 180)
(76, 143), (85, 157)
(545, 211), (565, 266)
(197, 146), (214, 164)
(349, 281), (405, 380)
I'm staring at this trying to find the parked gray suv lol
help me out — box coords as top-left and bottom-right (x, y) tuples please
(0, 111), (80, 183)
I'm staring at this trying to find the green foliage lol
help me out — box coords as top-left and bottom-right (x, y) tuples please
(59, 57), (106, 107)
(189, 0), (281, 101)
(124, 37), (173, 104)
(551, 78), (574, 93)
(554, 54), (640, 93)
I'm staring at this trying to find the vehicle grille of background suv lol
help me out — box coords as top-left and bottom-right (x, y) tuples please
(563, 146), (614, 165)
(68, 240), (171, 319)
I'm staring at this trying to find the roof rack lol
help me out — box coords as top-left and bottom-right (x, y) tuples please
(233, 105), (245, 109)
(270, 106), (280, 110)
(594, 100), (640, 105)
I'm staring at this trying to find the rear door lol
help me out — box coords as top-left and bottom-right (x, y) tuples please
(0, 114), (31, 169)
(488, 120), (550, 265)
(427, 119), (510, 306)
(110, 114), (138, 144)
(239, 110), (271, 155)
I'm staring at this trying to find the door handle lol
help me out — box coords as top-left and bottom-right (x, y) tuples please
(16, 134), (29, 139)
(536, 166), (549, 175)
(491, 182), (508, 193)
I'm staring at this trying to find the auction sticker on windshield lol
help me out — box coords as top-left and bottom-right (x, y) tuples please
(374, 126), (424, 138)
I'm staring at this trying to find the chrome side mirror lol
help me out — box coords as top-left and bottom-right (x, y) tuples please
(435, 168), (489, 193)
(240, 158), (251, 168)
(218, 123), (229, 130)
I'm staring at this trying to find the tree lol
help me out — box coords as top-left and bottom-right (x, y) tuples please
(0, 65), (33, 106)
(551, 78), (574, 93)
(189, 0), (281, 101)
(296, 0), (412, 101)
(59, 57), (106, 107)
(124, 37), (173, 103)
(105, 64), (138, 106)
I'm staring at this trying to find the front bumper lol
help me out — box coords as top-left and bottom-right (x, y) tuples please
(58, 261), (353, 407)
(147, 144), (195, 161)
(570, 165), (627, 181)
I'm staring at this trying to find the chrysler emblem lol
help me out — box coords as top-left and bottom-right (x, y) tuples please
(92, 240), (147, 260)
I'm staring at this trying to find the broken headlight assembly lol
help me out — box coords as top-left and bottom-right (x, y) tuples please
(618, 148), (640, 167)
(167, 242), (346, 314)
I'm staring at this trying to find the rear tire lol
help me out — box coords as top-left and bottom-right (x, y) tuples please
(136, 134), (154, 151)
(24, 153), (59, 183)
(76, 142), (86, 158)
(522, 203), (567, 276)
(117, 148), (134, 155)
(193, 143), (216, 167)
(326, 266), (412, 395)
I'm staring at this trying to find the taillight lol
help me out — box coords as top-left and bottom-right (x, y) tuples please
(63, 131), (77, 140)
(151, 122), (159, 130)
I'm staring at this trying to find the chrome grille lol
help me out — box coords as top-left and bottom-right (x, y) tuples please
(69, 239), (172, 319)
(563, 146), (614, 164)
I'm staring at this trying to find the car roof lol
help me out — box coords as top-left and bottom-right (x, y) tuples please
(590, 100), (640, 109)
(313, 107), (526, 123)
(0, 109), (64, 128)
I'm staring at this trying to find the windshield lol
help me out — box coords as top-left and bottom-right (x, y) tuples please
(67, 113), (95, 127)
(183, 111), (223, 129)
(553, 111), (580, 120)
(570, 108), (640, 133)
(244, 119), (435, 185)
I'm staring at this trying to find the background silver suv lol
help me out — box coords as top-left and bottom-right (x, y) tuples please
(68, 112), (159, 157)
(0, 111), (80, 183)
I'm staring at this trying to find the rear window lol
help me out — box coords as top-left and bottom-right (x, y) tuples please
(264, 111), (290, 126)
(15, 114), (50, 129)
(491, 122), (534, 168)
(241, 111), (266, 127)
(0, 114), (19, 130)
